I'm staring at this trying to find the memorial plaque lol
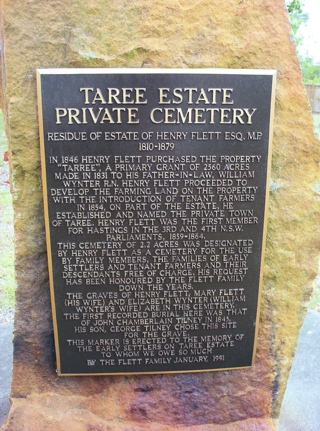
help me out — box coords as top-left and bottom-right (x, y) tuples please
(37, 69), (276, 375)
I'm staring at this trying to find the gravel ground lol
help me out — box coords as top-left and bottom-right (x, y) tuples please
(0, 307), (14, 324)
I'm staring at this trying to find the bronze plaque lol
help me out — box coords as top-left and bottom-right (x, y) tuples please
(37, 69), (276, 375)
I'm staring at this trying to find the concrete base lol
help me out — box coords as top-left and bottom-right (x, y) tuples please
(278, 310), (320, 431)
(0, 323), (13, 428)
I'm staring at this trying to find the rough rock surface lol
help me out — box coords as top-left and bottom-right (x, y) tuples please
(1, 0), (319, 429)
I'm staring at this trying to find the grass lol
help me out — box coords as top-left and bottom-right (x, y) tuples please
(308, 289), (320, 312)
(0, 189), (15, 308)
(0, 111), (15, 310)
(308, 257), (320, 312)
(0, 112), (6, 167)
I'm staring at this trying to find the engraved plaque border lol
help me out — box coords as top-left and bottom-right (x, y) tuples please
(37, 68), (276, 376)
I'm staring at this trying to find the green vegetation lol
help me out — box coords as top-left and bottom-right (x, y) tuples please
(0, 111), (15, 311)
(0, 112), (7, 166)
(308, 258), (320, 312)
(308, 290), (320, 312)
(0, 190), (15, 308)
(287, 0), (320, 83)
(287, 0), (305, 43)
(300, 57), (320, 84)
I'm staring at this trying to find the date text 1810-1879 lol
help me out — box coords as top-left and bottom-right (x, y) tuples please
(37, 69), (276, 376)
